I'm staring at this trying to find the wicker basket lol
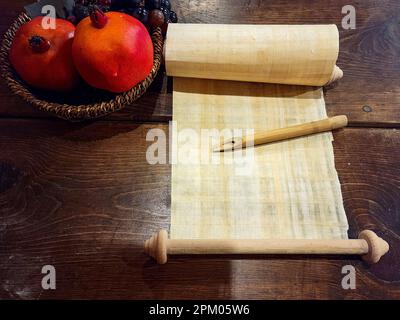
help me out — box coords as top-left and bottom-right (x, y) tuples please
(0, 12), (163, 121)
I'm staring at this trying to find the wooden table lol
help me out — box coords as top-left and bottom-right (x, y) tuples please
(0, 0), (399, 299)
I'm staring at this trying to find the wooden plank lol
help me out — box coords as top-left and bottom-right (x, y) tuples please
(0, 0), (399, 126)
(0, 120), (399, 299)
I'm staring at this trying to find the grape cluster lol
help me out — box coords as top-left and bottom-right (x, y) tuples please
(70, 0), (178, 35)
(114, 0), (178, 32)
(72, 1), (112, 24)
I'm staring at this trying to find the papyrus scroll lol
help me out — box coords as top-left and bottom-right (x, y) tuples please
(165, 24), (348, 240)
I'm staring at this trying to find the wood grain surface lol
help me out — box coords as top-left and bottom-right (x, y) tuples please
(0, 0), (399, 126)
(0, 0), (399, 299)
(0, 122), (399, 299)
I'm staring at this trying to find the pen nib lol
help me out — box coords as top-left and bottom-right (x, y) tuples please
(213, 139), (242, 152)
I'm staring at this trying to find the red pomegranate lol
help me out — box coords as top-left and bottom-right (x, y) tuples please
(9, 17), (79, 91)
(72, 9), (154, 93)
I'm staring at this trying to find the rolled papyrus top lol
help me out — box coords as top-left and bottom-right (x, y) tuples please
(165, 24), (339, 86)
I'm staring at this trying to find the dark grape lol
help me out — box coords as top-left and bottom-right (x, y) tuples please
(99, 5), (110, 12)
(67, 15), (77, 25)
(117, 8), (131, 14)
(160, 0), (171, 10)
(87, 4), (101, 14)
(110, 0), (125, 9)
(123, 7), (134, 14)
(97, 0), (112, 6)
(145, 0), (161, 10)
(169, 10), (177, 23)
(131, 6), (149, 23)
(160, 6), (170, 21)
(126, 0), (143, 7)
(148, 9), (164, 27)
(161, 19), (169, 35)
(74, 4), (90, 21)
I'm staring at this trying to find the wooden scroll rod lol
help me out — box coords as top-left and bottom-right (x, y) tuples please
(144, 230), (389, 265)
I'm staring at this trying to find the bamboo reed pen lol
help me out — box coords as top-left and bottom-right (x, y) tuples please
(214, 115), (348, 152)
(144, 230), (389, 264)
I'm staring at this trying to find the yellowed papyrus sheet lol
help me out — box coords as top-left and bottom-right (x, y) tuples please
(170, 78), (348, 239)
(166, 23), (348, 240)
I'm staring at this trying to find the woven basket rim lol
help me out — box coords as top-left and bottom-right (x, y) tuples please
(0, 12), (163, 121)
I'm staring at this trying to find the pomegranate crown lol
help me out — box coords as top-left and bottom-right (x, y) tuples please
(90, 6), (108, 29)
(28, 35), (50, 53)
